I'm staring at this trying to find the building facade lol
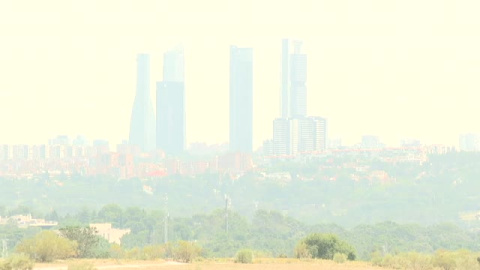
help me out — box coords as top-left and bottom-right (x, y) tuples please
(129, 54), (156, 152)
(459, 133), (480, 152)
(289, 41), (307, 118)
(229, 46), (253, 153)
(272, 40), (326, 157)
(273, 117), (326, 156)
(156, 47), (185, 155)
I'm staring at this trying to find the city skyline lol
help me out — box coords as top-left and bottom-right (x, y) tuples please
(1, 0), (480, 148)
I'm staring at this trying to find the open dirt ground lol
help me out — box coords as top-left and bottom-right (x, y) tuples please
(34, 259), (386, 270)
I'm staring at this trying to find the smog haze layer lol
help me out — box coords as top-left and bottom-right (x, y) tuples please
(1, 0), (479, 148)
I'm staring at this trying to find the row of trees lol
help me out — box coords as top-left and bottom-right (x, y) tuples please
(7, 227), (356, 265)
(2, 206), (480, 260)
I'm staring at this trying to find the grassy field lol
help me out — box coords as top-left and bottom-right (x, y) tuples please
(34, 258), (387, 270)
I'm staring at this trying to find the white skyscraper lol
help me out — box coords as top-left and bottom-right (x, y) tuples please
(273, 40), (326, 156)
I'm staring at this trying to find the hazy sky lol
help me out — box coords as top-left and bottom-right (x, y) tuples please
(1, 0), (480, 149)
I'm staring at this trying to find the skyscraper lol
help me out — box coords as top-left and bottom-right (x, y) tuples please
(273, 117), (326, 156)
(281, 39), (289, 118)
(230, 46), (253, 153)
(156, 47), (185, 155)
(273, 118), (290, 156)
(289, 41), (307, 118)
(129, 54), (156, 152)
(459, 133), (480, 152)
(273, 40), (326, 156)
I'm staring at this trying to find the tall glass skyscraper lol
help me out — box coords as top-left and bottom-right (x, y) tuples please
(281, 39), (290, 118)
(280, 39), (308, 118)
(156, 47), (185, 155)
(129, 54), (156, 152)
(273, 40), (326, 156)
(230, 46), (253, 153)
(289, 41), (307, 118)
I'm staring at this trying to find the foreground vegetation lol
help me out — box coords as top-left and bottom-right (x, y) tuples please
(3, 226), (480, 270)
(1, 206), (480, 261)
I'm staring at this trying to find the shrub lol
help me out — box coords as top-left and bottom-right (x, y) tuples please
(294, 242), (312, 259)
(67, 261), (96, 270)
(252, 250), (271, 259)
(0, 253), (34, 270)
(454, 250), (480, 270)
(235, 249), (253, 264)
(433, 250), (456, 270)
(372, 252), (434, 270)
(109, 244), (125, 260)
(125, 247), (144, 260)
(333, 253), (347, 263)
(296, 233), (356, 260)
(402, 252), (432, 270)
(16, 231), (77, 262)
(142, 245), (165, 260)
(370, 251), (383, 266)
(172, 241), (202, 263)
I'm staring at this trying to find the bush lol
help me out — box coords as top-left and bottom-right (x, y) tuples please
(371, 250), (480, 270)
(109, 244), (125, 260)
(235, 249), (253, 264)
(296, 233), (356, 260)
(294, 242), (312, 259)
(172, 241), (202, 263)
(372, 252), (433, 270)
(333, 253), (347, 263)
(67, 261), (96, 270)
(0, 253), (34, 270)
(454, 250), (480, 270)
(125, 247), (143, 260)
(142, 245), (165, 260)
(370, 251), (383, 266)
(433, 250), (456, 270)
(16, 231), (77, 262)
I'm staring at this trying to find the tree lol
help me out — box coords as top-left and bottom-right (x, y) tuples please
(295, 233), (356, 261)
(59, 226), (100, 258)
(97, 204), (123, 227)
(16, 231), (77, 262)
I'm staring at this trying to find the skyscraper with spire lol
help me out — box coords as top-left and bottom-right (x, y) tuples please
(129, 54), (156, 152)
(272, 40), (326, 156)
